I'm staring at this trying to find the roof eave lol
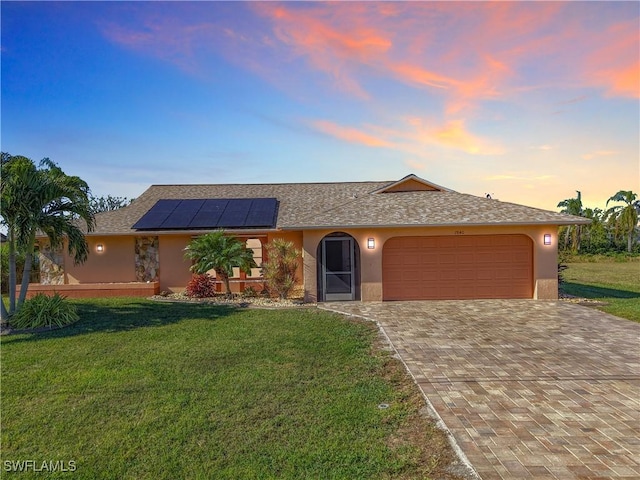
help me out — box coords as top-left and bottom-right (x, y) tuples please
(83, 228), (281, 237)
(282, 220), (592, 230)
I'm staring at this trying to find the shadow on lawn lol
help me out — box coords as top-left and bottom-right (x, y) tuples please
(3, 298), (239, 342)
(561, 282), (640, 299)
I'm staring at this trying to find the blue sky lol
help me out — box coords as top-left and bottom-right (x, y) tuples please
(2, 1), (638, 211)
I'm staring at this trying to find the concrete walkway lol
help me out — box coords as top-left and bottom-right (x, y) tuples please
(321, 300), (640, 480)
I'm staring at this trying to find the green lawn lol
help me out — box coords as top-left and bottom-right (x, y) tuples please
(0, 299), (464, 479)
(561, 258), (640, 322)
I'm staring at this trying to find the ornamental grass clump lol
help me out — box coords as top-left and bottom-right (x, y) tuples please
(10, 293), (79, 329)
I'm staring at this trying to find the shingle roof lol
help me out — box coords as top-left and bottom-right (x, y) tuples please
(91, 181), (389, 234)
(89, 176), (589, 235)
(291, 190), (590, 228)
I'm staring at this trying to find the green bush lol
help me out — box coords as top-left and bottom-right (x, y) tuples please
(1, 243), (29, 294)
(10, 293), (79, 329)
(242, 286), (258, 298)
(562, 252), (640, 263)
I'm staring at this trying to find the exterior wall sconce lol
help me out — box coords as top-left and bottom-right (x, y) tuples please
(543, 234), (552, 246)
(367, 238), (375, 249)
(96, 243), (105, 253)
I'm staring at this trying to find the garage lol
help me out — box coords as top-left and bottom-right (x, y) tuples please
(382, 234), (533, 300)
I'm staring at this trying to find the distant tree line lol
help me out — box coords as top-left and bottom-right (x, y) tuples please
(90, 195), (135, 213)
(558, 190), (639, 254)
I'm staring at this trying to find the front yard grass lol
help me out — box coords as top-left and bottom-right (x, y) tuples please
(561, 257), (640, 322)
(0, 298), (466, 479)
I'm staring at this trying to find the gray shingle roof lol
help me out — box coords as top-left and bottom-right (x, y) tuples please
(89, 177), (589, 235)
(291, 190), (590, 228)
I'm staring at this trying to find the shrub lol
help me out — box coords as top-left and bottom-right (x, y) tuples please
(242, 286), (258, 298)
(1, 243), (29, 294)
(184, 231), (256, 297)
(262, 239), (300, 299)
(185, 274), (217, 298)
(558, 250), (570, 286)
(10, 293), (79, 329)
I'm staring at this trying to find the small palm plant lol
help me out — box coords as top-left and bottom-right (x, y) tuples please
(184, 231), (257, 297)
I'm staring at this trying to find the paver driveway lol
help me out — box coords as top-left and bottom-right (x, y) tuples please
(321, 300), (640, 480)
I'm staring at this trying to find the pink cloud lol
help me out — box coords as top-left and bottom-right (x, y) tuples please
(102, 2), (639, 114)
(581, 150), (620, 161)
(310, 116), (504, 157)
(386, 116), (504, 156)
(311, 120), (393, 148)
(423, 120), (505, 156)
(248, 2), (567, 114)
(584, 22), (640, 98)
(252, 3), (393, 99)
(100, 17), (220, 76)
(404, 159), (427, 171)
(388, 63), (453, 90)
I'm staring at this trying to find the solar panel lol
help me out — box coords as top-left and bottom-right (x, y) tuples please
(132, 198), (278, 230)
(161, 199), (204, 228)
(218, 198), (252, 228)
(132, 199), (181, 230)
(245, 198), (278, 227)
(189, 199), (228, 228)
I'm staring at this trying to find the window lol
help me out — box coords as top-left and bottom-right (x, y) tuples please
(246, 238), (263, 278)
(201, 237), (263, 279)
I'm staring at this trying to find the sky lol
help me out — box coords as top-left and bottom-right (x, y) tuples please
(2, 1), (639, 212)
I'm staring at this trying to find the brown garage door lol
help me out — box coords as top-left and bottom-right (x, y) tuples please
(383, 235), (533, 300)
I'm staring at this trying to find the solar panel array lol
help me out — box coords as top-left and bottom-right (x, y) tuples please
(132, 198), (279, 230)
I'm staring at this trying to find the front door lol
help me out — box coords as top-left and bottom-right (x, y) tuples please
(321, 237), (355, 301)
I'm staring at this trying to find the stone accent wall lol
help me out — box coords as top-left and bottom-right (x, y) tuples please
(39, 243), (65, 285)
(135, 236), (159, 282)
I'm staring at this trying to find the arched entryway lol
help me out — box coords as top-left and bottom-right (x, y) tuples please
(317, 232), (361, 301)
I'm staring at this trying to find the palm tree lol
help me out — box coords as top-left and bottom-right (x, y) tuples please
(0, 153), (95, 319)
(557, 191), (583, 251)
(605, 190), (639, 253)
(184, 231), (257, 297)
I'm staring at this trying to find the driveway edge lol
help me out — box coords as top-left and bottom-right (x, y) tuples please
(319, 305), (481, 480)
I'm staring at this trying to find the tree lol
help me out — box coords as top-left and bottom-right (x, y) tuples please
(1, 243), (27, 294)
(581, 208), (609, 253)
(0, 153), (95, 320)
(262, 239), (300, 299)
(90, 195), (134, 214)
(183, 231), (257, 297)
(605, 190), (639, 253)
(557, 191), (583, 252)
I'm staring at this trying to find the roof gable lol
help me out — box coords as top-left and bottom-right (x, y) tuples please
(372, 174), (452, 194)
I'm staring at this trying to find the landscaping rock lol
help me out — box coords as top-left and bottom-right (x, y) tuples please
(150, 292), (314, 309)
